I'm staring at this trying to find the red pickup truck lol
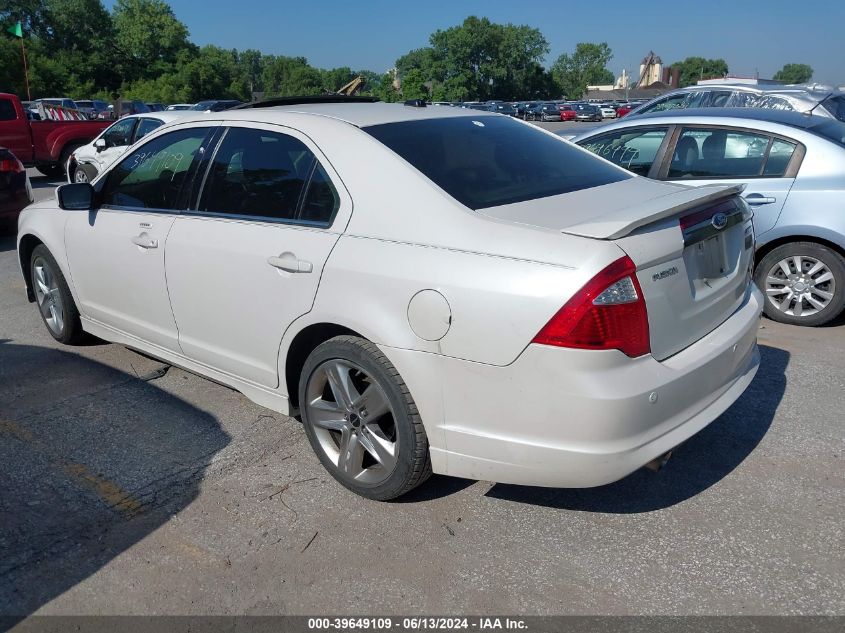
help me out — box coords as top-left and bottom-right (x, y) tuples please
(0, 93), (110, 178)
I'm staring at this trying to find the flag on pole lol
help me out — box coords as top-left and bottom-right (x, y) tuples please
(6, 21), (23, 38)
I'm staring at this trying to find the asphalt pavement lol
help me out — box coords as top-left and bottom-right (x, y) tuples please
(0, 151), (842, 619)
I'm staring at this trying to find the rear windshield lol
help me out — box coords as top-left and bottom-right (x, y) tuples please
(364, 116), (629, 209)
(821, 95), (845, 123)
(808, 117), (845, 148)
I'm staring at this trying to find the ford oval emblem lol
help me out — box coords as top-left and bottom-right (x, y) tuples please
(711, 212), (728, 230)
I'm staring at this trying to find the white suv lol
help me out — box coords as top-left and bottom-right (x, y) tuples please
(18, 98), (762, 500)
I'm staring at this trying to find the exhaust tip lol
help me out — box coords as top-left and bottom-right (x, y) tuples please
(644, 449), (673, 473)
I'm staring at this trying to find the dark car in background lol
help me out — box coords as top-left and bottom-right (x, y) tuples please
(488, 102), (517, 116)
(191, 100), (243, 112)
(528, 102), (562, 121)
(516, 101), (539, 119)
(145, 102), (166, 112)
(0, 147), (33, 233)
(575, 104), (602, 122)
(74, 100), (111, 119)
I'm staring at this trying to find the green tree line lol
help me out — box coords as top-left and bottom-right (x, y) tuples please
(5, 1), (806, 105)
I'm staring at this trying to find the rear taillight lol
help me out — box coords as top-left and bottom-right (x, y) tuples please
(0, 156), (25, 173)
(532, 256), (650, 357)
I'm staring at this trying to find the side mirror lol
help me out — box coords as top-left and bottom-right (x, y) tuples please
(57, 183), (94, 210)
(94, 138), (107, 151)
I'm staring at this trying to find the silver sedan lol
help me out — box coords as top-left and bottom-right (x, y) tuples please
(571, 108), (845, 326)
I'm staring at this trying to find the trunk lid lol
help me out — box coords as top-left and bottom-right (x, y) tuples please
(480, 179), (755, 360)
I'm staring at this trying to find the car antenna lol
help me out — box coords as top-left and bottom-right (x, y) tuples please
(804, 93), (833, 117)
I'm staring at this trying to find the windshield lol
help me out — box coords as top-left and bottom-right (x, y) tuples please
(192, 101), (215, 110)
(364, 115), (629, 210)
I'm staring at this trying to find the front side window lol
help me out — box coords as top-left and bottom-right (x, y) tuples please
(199, 127), (322, 222)
(578, 127), (669, 176)
(103, 118), (136, 147)
(135, 118), (164, 142)
(365, 115), (629, 210)
(100, 127), (212, 210)
(668, 128), (774, 179)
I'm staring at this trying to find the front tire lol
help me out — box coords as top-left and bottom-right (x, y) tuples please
(755, 242), (845, 326)
(73, 163), (97, 183)
(299, 335), (432, 500)
(30, 244), (85, 344)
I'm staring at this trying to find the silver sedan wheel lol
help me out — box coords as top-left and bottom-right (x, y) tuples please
(305, 359), (398, 486)
(32, 257), (65, 336)
(764, 255), (836, 318)
(73, 167), (89, 183)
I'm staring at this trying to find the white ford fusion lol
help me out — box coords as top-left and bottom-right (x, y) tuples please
(16, 98), (763, 500)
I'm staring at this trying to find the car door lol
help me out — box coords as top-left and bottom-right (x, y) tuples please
(164, 123), (349, 388)
(661, 126), (801, 235)
(91, 117), (138, 173)
(65, 123), (218, 351)
(576, 126), (672, 177)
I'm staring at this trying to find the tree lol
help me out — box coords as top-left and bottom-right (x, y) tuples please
(112, 0), (191, 82)
(425, 16), (550, 101)
(773, 63), (813, 84)
(670, 57), (729, 88)
(261, 55), (323, 97)
(550, 42), (614, 100)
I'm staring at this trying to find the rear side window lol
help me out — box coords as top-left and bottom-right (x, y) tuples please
(365, 116), (628, 210)
(0, 100), (17, 121)
(668, 127), (796, 180)
(199, 127), (325, 222)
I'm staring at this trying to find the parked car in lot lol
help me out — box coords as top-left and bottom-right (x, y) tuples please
(516, 101), (539, 119)
(488, 102), (518, 116)
(572, 108), (845, 326)
(35, 97), (79, 111)
(191, 99), (243, 112)
(598, 104), (618, 119)
(528, 102), (563, 121)
(631, 84), (845, 122)
(17, 99), (761, 500)
(145, 103), (166, 112)
(558, 104), (577, 121)
(0, 93), (110, 178)
(615, 103), (639, 118)
(166, 103), (195, 111)
(66, 111), (188, 183)
(74, 100), (111, 119)
(575, 104), (603, 122)
(0, 147), (33, 233)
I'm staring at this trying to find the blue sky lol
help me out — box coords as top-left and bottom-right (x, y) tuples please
(104, 0), (845, 85)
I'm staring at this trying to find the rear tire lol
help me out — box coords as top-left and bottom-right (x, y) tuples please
(755, 242), (845, 326)
(30, 244), (85, 344)
(299, 335), (432, 500)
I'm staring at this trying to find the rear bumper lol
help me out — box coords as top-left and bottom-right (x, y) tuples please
(384, 285), (763, 488)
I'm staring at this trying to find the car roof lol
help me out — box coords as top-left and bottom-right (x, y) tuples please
(197, 102), (498, 127)
(620, 107), (827, 130)
(118, 111), (190, 123)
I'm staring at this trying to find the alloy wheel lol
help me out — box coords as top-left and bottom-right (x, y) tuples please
(32, 257), (65, 335)
(74, 168), (89, 183)
(764, 255), (835, 318)
(305, 359), (398, 485)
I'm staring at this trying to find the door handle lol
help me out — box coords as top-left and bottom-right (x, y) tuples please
(267, 252), (313, 273)
(743, 194), (777, 206)
(131, 233), (158, 249)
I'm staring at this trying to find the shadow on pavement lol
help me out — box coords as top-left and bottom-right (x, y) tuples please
(485, 344), (788, 513)
(0, 235), (15, 252)
(0, 342), (230, 621)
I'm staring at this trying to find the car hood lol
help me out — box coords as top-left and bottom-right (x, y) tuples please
(478, 176), (743, 240)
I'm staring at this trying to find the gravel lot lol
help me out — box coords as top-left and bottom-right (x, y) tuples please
(1, 155), (843, 618)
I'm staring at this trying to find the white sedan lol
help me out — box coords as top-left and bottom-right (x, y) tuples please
(600, 104), (618, 119)
(66, 111), (188, 183)
(18, 100), (762, 500)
